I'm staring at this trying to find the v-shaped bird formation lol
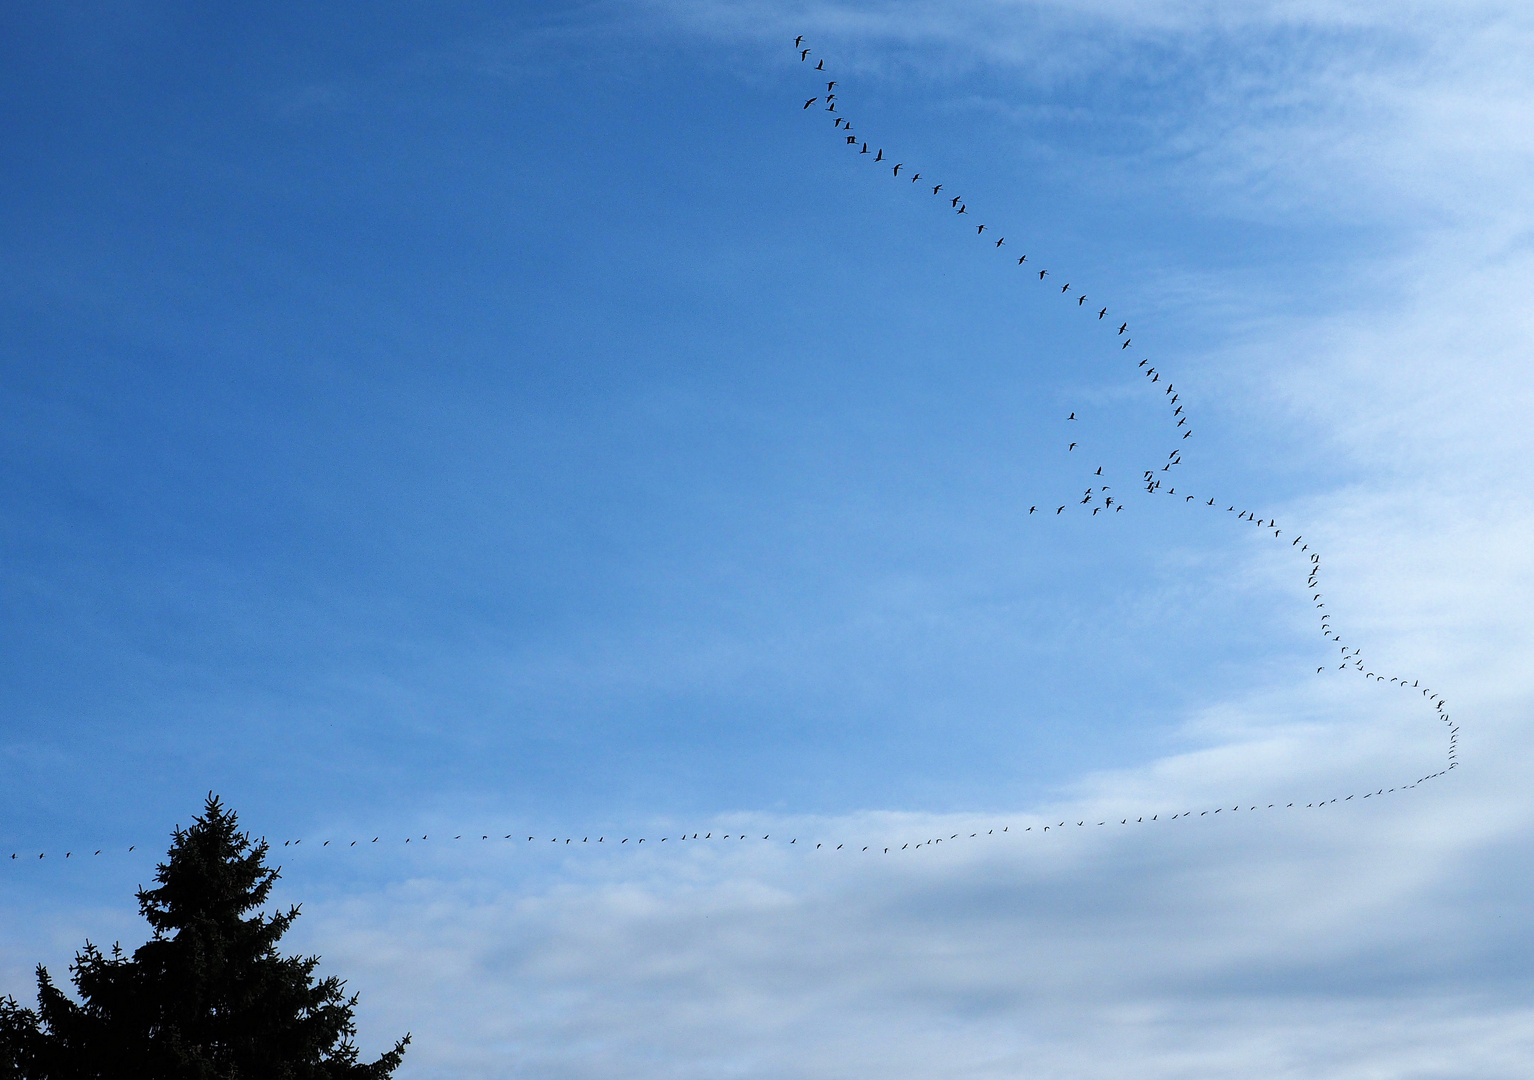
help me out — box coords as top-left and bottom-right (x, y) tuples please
(2, 38), (1455, 870)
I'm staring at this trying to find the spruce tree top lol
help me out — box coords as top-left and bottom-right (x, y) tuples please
(0, 795), (409, 1080)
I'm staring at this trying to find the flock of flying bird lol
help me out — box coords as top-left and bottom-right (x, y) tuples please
(792, 35), (1455, 754)
(2, 39), (1456, 868)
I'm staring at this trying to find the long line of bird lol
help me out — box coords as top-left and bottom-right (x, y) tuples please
(791, 37), (1456, 778)
(0, 40), (1456, 871)
(3, 777), (1456, 863)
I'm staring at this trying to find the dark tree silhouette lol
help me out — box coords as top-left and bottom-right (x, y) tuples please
(0, 795), (408, 1079)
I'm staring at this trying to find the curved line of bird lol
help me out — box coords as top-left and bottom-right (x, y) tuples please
(0, 39), (1457, 870)
(790, 38), (1455, 784)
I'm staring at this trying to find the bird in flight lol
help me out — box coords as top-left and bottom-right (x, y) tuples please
(956, 204), (967, 214)
(1118, 323), (1128, 334)
(1061, 283), (1071, 293)
(1078, 295), (1088, 305)
(826, 81), (835, 90)
(1095, 466), (1103, 475)
(816, 59), (824, 70)
(1029, 506), (1037, 514)
(1069, 442), (1077, 450)
(892, 163), (902, 175)
(795, 35), (804, 46)
(1057, 506), (1065, 514)
(860, 143), (869, 153)
(875, 149), (884, 161)
(1068, 412), (1076, 420)
(933, 184), (942, 194)
(803, 98), (817, 109)
(1098, 307), (1108, 319)
(801, 49), (811, 60)
(976, 224), (986, 234)
(1039, 269), (1048, 279)
(995, 237), (1005, 247)
(951, 195), (962, 207)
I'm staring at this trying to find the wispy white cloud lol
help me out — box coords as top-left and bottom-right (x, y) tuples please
(293, 693), (1533, 1078)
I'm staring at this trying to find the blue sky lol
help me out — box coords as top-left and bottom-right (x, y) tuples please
(4, 2), (1534, 1077)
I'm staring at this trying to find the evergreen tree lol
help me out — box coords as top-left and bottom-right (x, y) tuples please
(0, 795), (408, 1079)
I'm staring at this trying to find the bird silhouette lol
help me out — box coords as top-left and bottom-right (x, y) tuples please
(803, 98), (817, 109)
(801, 49), (811, 60)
